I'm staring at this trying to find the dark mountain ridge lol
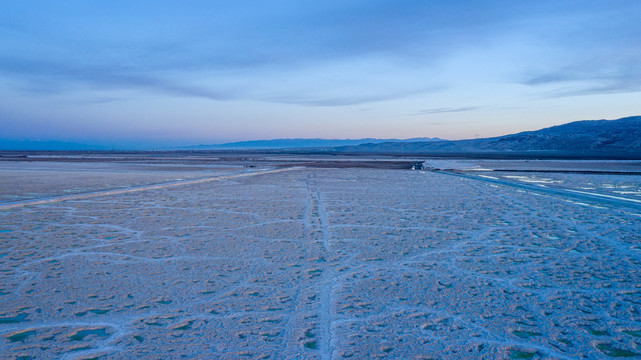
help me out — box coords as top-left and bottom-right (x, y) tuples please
(337, 116), (641, 158)
(184, 137), (441, 150)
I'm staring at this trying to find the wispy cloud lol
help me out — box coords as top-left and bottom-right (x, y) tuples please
(2, 1), (641, 143)
(0, 1), (534, 106)
(0, 57), (237, 100)
(264, 85), (444, 107)
(523, 61), (641, 97)
(425, 120), (475, 126)
(411, 106), (484, 115)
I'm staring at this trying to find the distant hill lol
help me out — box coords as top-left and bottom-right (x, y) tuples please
(4, 117), (639, 157)
(335, 116), (641, 158)
(0, 138), (440, 151)
(184, 137), (441, 150)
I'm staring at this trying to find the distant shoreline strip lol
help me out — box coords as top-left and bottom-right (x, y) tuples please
(0, 167), (298, 210)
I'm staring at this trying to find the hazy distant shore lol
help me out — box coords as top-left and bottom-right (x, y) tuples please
(3, 149), (641, 160)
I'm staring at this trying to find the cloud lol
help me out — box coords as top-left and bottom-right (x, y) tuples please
(0, 57), (237, 100)
(516, 2), (641, 97)
(425, 120), (475, 126)
(523, 61), (641, 97)
(263, 86), (443, 107)
(0, 54), (446, 107)
(412, 106), (484, 115)
(2, 1), (641, 111)
(0, 1), (528, 106)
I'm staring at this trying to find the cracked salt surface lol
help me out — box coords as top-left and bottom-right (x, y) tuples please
(1, 162), (641, 359)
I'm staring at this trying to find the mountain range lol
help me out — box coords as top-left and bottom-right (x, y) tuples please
(184, 137), (440, 150)
(1, 116), (639, 158)
(332, 116), (641, 158)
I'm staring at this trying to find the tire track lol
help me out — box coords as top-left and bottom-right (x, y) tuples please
(0, 167), (298, 210)
(307, 173), (335, 360)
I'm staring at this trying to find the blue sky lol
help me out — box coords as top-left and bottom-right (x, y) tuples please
(1, 1), (640, 147)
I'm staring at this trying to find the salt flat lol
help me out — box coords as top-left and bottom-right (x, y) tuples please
(1, 159), (640, 359)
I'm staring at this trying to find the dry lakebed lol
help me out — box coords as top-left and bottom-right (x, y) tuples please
(1, 154), (640, 359)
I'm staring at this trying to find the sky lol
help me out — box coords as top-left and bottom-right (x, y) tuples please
(1, 1), (640, 148)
